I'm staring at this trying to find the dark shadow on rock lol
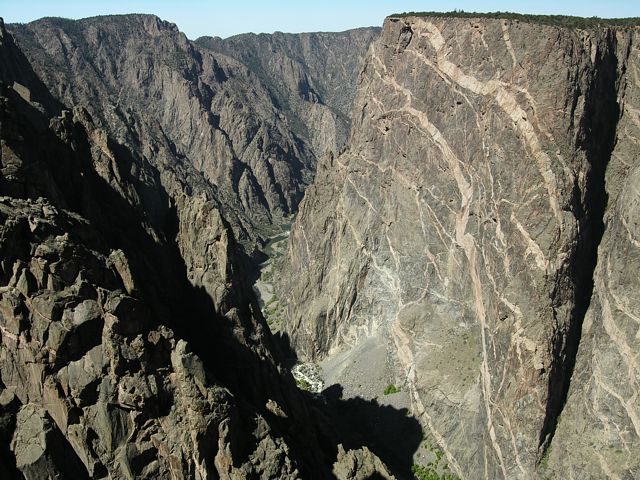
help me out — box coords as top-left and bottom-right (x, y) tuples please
(540, 29), (619, 456)
(272, 331), (299, 368)
(0, 20), (65, 116)
(1, 23), (416, 477)
(0, 383), (24, 480)
(313, 384), (423, 479)
(1, 59), (331, 476)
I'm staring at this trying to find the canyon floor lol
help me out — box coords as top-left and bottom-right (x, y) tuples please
(253, 234), (443, 478)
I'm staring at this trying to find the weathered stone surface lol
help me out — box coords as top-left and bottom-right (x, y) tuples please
(9, 15), (308, 245)
(197, 28), (380, 158)
(278, 15), (640, 479)
(0, 193), (309, 478)
(13, 8), (640, 479)
(11, 403), (90, 480)
(545, 29), (640, 480)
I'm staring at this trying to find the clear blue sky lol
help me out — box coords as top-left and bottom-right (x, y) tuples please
(2, 1), (639, 39)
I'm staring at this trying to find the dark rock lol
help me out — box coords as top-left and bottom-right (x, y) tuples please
(197, 27), (380, 159)
(0, 15), (391, 478)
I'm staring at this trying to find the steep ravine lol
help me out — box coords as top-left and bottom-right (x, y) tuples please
(9, 17), (306, 250)
(1, 17), (323, 477)
(545, 23), (640, 479)
(277, 14), (640, 479)
(10, 16), (378, 254)
(253, 219), (293, 333)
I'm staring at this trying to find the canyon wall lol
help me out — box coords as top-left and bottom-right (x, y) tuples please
(278, 15), (640, 479)
(197, 27), (380, 158)
(10, 16), (375, 249)
(0, 17), (322, 478)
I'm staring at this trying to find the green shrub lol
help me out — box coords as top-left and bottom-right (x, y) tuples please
(296, 378), (311, 391)
(412, 447), (460, 480)
(383, 384), (400, 395)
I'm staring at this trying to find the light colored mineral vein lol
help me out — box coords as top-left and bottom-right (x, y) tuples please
(501, 22), (518, 68)
(334, 171), (367, 249)
(0, 325), (18, 343)
(415, 20), (562, 223)
(295, 224), (312, 259)
(482, 245), (538, 374)
(621, 214), (640, 248)
(370, 43), (508, 478)
(416, 193), (446, 283)
(600, 257), (640, 377)
(623, 103), (640, 129)
(608, 287), (640, 325)
(595, 371), (640, 438)
(494, 405), (526, 475)
(348, 148), (418, 195)
(631, 45), (640, 85)
(596, 450), (622, 480)
(386, 234), (401, 272)
(477, 25), (491, 52)
(410, 389), (465, 476)
(511, 212), (548, 270)
(346, 175), (379, 214)
(420, 193), (455, 247)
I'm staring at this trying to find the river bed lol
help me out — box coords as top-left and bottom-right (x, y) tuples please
(252, 221), (292, 331)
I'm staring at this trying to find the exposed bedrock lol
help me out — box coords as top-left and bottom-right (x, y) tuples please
(278, 15), (640, 479)
(9, 16), (376, 251)
(197, 27), (380, 159)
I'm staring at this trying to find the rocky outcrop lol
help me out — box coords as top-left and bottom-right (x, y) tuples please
(278, 14), (640, 479)
(333, 445), (395, 480)
(197, 28), (380, 158)
(0, 193), (310, 479)
(0, 17), (379, 478)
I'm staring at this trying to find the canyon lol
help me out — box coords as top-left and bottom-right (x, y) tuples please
(1, 10), (639, 480)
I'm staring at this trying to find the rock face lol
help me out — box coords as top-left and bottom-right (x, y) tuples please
(197, 28), (380, 158)
(9, 15), (304, 246)
(278, 14), (640, 479)
(545, 24), (640, 480)
(0, 17), (392, 478)
(9, 17), (378, 250)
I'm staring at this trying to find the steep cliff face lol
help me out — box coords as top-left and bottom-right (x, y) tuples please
(10, 15), (314, 246)
(278, 15), (640, 479)
(197, 28), (380, 158)
(0, 18), (396, 479)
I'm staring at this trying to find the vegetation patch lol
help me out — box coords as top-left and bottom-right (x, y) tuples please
(383, 384), (400, 395)
(291, 363), (324, 393)
(412, 444), (460, 480)
(295, 377), (311, 391)
(390, 11), (640, 29)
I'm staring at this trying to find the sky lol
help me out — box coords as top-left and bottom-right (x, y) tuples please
(2, 1), (639, 39)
